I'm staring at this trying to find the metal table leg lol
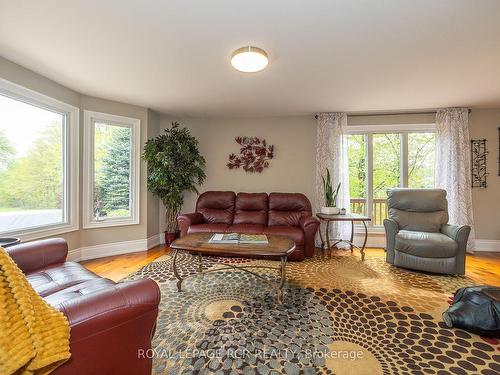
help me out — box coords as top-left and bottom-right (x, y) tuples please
(318, 222), (325, 250)
(361, 220), (368, 261)
(325, 220), (331, 251)
(278, 255), (287, 303)
(172, 249), (183, 291)
(350, 221), (354, 253)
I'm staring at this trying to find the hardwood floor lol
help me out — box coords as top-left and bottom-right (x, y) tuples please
(82, 245), (169, 281)
(82, 246), (500, 285)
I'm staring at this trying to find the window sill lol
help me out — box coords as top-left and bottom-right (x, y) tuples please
(82, 217), (139, 229)
(4, 222), (79, 243)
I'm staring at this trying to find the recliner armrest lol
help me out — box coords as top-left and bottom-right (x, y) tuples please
(441, 224), (471, 247)
(177, 212), (204, 236)
(57, 278), (160, 341)
(6, 238), (68, 274)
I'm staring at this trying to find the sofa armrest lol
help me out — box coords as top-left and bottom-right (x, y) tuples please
(383, 219), (399, 264)
(53, 278), (160, 375)
(6, 238), (68, 274)
(177, 212), (204, 237)
(57, 278), (160, 339)
(299, 216), (320, 258)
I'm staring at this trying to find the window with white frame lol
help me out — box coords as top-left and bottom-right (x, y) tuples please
(0, 79), (79, 239)
(83, 111), (140, 228)
(347, 124), (436, 227)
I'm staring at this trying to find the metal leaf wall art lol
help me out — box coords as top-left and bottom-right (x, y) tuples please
(227, 136), (274, 173)
(471, 139), (489, 188)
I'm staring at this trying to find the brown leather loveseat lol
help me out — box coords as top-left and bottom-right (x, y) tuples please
(6, 238), (160, 375)
(178, 191), (319, 261)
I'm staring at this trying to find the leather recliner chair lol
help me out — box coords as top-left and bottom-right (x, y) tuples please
(384, 188), (471, 275)
(6, 238), (160, 375)
(178, 191), (320, 261)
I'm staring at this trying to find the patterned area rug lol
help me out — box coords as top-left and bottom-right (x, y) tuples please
(126, 250), (499, 375)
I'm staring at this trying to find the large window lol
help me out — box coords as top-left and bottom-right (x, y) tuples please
(0, 79), (79, 239)
(347, 126), (436, 227)
(83, 111), (140, 228)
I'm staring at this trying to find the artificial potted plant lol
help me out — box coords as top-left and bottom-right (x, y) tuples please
(321, 168), (341, 215)
(143, 122), (206, 244)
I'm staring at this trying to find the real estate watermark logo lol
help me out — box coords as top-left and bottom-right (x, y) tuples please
(138, 347), (364, 361)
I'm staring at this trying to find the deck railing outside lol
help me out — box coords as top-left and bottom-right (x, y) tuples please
(350, 198), (388, 226)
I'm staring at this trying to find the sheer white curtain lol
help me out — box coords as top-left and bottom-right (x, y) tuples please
(315, 113), (350, 248)
(435, 108), (475, 252)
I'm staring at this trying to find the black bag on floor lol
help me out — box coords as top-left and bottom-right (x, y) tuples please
(443, 285), (500, 337)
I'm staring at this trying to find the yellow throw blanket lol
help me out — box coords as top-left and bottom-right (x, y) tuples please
(0, 247), (70, 375)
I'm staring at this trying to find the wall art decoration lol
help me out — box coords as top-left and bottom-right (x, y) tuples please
(227, 136), (274, 173)
(471, 139), (489, 188)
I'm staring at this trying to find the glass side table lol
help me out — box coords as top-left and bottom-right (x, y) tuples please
(316, 213), (371, 260)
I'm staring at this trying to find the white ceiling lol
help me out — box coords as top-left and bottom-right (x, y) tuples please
(1, 0), (500, 117)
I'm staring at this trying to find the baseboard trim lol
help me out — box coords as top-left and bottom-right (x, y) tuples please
(474, 239), (500, 252)
(353, 234), (386, 248)
(68, 234), (164, 262)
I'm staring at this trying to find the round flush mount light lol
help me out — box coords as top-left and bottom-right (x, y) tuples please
(231, 46), (268, 73)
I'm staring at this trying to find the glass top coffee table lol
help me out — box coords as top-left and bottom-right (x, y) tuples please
(170, 232), (296, 303)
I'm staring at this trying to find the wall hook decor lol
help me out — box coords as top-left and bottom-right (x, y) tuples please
(471, 139), (489, 188)
(227, 136), (274, 173)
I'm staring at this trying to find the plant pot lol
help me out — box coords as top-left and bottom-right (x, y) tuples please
(321, 206), (340, 215)
(165, 231), (180, 245)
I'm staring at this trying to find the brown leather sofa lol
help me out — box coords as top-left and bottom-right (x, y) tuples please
(6, 238), (160, 375)
(178, 191), (319, 261)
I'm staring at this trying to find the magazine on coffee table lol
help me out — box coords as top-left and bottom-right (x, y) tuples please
(209, 233), (268, 244)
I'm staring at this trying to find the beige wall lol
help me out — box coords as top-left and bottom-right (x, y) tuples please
(160, 116), (318, 215)
(0, 56), (161, 250)
(162, 111), (500, 242)
(147, 109), (161, 238)
(469, 110), (500, 240)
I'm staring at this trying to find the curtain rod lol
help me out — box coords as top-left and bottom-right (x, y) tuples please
(314, 109), (471, 120)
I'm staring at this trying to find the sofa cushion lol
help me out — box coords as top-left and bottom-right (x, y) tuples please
(227, 224), (265, 234)
(268, 193), (311, 227)
(196, 191), (236, 224)
(44, 277), (116, 308)
(26, 261), (102, 297)
(395, 230), (458, 258)
(263, 226), (305, 245)
(188, 223), (230, 234)
(233, 192), (268, 225)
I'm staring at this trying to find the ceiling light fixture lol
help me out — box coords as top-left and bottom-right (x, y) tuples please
(231, 46), (268, 73)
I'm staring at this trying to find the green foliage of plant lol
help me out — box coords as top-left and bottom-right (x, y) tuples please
(322, 168), (340, 207)
(0, 123), (62, 210)
(143, 122), (206, 232)
(0, 130), (14, 169)
(347, 132), (436, 219)
(95, 126), (131, 216)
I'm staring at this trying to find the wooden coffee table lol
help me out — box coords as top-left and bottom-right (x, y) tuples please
(170, 232), (296, 303)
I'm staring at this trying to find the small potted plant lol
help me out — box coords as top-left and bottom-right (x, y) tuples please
(321, 168), (341, 215)
(143, 122), (206, 244)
